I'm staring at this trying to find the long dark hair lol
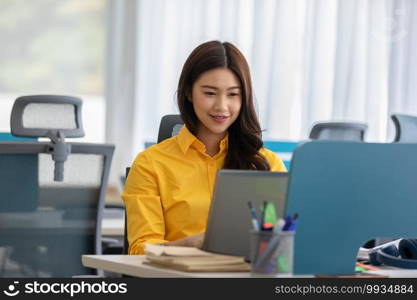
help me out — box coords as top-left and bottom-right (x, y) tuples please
(177, 40), (270, 170)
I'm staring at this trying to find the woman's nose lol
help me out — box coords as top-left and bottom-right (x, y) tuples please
(213, 95), (228, 110)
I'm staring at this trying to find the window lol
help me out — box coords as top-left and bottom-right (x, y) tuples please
(0, 0), (106, 142)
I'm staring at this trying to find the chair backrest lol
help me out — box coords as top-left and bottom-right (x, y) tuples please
(0, 142), (114, 277)
(123, 167), (131, 254)
(391, 114), (417, 142)
(309, 122), (368, 141)
(157, 114), (184, 143)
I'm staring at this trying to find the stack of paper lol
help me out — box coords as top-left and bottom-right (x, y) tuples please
(143, 244), (250, 272)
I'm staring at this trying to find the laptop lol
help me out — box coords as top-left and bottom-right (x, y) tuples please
(201, 170), (288, 261)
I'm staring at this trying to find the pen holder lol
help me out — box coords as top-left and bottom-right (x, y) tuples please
(249, 230), (294, 276)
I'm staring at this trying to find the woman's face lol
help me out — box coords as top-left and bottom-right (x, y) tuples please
(190, 68), (242, 138)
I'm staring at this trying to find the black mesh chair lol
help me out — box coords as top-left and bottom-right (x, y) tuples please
(391, 114), (417, 142)
(157, 114), (184, 143)
(309, 122), (368, 141)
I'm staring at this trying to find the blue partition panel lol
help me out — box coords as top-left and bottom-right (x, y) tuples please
(263, 140), (298, 170)
(285, 141), (417, 275)
(0, 132), (36, 141)
(0, 133), (38, 212)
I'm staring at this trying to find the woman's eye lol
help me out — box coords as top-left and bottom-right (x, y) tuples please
(229, 93), (240, 97)
(204, 91), (215, 96)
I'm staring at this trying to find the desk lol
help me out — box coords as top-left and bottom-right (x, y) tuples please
(82, 255), (265, 278)
(82, 255), (417, 278)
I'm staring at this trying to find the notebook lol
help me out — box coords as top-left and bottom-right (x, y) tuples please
(144, 244), (249, 272)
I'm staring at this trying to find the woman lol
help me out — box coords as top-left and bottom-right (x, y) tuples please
(122, 41), (286, 254)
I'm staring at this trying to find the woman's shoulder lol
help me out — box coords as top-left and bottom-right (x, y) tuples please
(133, 136), (181, 164)
(259, 148), (287, 172)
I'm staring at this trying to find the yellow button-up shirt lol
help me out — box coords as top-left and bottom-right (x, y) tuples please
(122, 126), (287, 254)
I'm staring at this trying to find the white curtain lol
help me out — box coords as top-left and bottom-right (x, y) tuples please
(106, 0), (417, 187)
(105, 0), (139, 186)
(388, 0), (417, 138)
(332, 0), (391, 142)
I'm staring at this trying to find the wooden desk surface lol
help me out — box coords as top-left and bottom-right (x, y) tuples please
(82, 255), (417, 278)
(82, 255), (268, 278)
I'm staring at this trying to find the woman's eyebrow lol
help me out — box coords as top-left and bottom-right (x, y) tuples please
(200, 85), (241, 90)
(200, 85), (218, 90)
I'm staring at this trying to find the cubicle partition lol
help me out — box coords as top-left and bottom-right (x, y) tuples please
(285, 141), (417, 275)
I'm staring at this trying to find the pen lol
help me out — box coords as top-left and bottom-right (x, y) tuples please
(265, 202), (277, 226)
(288, 219), (298, 231)
(260, 201), (267, 230)
(261, 223), (273, 231)
(281, 213), (300, 231)
(274, 218), (285, 232)
(281, 215), (292, 231)
(288, 213), (299, 231)
(292, 213), (299, 221)
(247, 201), (260, 231)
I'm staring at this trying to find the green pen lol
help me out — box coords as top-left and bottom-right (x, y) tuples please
(264, 202), (277, 228)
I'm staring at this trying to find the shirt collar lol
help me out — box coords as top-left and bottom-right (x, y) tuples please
(177, 125), (229, 155)
(177, 126), (197, 154)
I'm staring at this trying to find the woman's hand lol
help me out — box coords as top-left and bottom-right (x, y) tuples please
(165, 232), (205, 248)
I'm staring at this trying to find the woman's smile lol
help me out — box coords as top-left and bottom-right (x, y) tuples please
(209, 114), (230, 123)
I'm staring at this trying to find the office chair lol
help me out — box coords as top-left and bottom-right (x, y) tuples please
(0, 95), (114, 277)
(309, 122), (368, 141)
(121, 114), (184, 255)
(391, 114), (417, 142)
(123, 167), (131, 254)
(157, 114), (184, 143)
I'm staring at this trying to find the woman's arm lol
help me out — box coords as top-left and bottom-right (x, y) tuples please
(122, 153), (168, 254)
(164, 232), (205, 248)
